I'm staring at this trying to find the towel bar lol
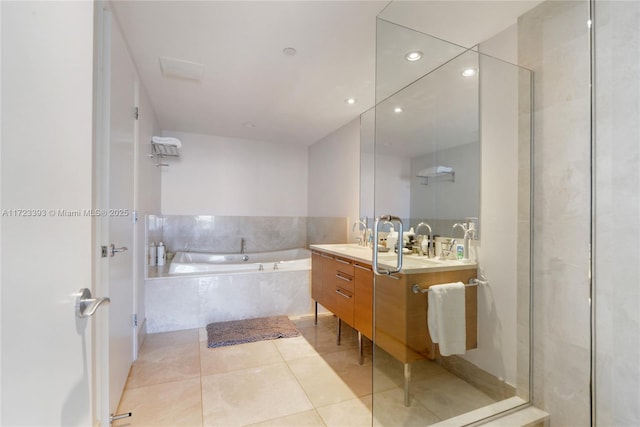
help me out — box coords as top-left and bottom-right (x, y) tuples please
(411, 278), (485, 295)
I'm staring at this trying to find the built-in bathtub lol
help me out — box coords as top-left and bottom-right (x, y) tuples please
(145, 248), (313, 333)
(169, 248), (311, 275)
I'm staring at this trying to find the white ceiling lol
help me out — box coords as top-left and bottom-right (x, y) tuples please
(111, 1), (542, 147)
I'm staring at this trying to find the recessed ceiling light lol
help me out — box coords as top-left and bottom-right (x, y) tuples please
(405, 51), (423, 61)
(345, 98), (357, 105)
(462, 68), (477, 77)
(394, 107), (403, 113)
(283, 47), (297, 56)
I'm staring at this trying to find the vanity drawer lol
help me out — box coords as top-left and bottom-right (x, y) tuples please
(332, 285), (354, 325)
(332, 257), (354, 293)
(334, 256), (354, 276)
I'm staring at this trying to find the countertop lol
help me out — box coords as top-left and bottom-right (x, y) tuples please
(309, 243), (477, 275)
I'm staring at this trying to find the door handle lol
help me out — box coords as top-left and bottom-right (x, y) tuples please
(109, 244), (128, 257)
(76, 288), (110, 318)
(373, 215), (403, 275)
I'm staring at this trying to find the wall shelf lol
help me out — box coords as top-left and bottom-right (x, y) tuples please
(150, 138), (181, 167)
(416, 168), (455, 185)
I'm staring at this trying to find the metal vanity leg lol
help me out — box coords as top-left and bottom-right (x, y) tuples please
(314, 301), (318, 325)
(358, 331), (364, 365)
(404, 363), (411, 407)
(336, 318), (342, 345)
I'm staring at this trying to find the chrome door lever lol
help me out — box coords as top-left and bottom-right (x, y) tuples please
(76, 288), (110, 318)
(109, 244), (128, 257)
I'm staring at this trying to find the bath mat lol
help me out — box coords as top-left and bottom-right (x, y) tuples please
(206, 315), (300, 348)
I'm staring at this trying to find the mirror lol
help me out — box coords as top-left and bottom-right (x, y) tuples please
(361, 36), (480, 238)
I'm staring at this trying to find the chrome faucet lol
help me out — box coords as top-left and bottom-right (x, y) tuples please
(415, 222), (433, 257)
(240, 237), (246, 254)
(352, 220), (368, 246)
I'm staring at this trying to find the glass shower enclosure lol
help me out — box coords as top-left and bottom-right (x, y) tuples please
(365, 11), (533, 426)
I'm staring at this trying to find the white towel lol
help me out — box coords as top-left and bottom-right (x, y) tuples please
(151, 136), (182, 148)
(427, 282), (466, 356)
(417, 166), (453, 176)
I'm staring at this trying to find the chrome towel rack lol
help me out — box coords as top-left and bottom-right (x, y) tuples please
(411, 277), (487, 294)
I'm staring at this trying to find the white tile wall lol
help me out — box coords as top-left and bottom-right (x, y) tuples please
(519, 1), (592, 424)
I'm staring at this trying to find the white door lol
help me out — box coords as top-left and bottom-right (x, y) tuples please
(0, 1), (96, 425)
(95, 6), (137, 424)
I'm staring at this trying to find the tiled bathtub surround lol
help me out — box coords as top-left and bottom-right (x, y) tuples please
(159, 215), (307, 253)
(147, 215), (349, 255)
(144, 214), (350, 333)
(146, 269), (313, 333)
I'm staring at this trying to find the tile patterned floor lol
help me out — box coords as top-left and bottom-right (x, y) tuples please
(114, 314), (495, 427)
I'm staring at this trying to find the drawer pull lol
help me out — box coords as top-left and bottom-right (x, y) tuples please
(354, 264), (372, 272)
(321, 254), (334, 259)
(336, 258), (351, 265)
(335, 289), (352, 299)
(336, 273), (352, 282)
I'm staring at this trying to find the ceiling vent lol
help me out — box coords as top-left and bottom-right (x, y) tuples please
(159, 56), (204, 81)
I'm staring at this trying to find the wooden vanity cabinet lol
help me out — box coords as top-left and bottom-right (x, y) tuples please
(353, 262), (373, 340)
(331, 257), (355, 325)
(312, 248), (477, 364)
(312, 251), (356, 326)
(375, 269), (477, 363)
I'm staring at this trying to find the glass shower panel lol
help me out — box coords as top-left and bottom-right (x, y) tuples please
(372, 16), (532, 425)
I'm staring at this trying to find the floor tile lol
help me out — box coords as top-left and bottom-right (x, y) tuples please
(316, 396), (373, 427)
(411, 372), (496, 420)
(287, 354), (358, 407)
(114, 377), (202, 427)
(321, 350), (373, 397)
(127, 332), (200, 389)
(274, 335), (321, 361)
(201, 362), (313, 426)
(371, 388), (442, 426)
(200, 339), (283, 376)
(118, 324), (500, 427)
(245, 409), (326, 427)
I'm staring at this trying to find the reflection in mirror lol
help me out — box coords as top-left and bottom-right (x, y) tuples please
(375, 49), (480, 238)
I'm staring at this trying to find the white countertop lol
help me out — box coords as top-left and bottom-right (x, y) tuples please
(309, 243), (477, 274)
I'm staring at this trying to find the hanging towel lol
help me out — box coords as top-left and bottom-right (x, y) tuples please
(427, 282), (466, 356)
(151, 136), (182, 148)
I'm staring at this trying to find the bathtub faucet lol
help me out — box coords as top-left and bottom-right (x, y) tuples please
(240, 237), (246, 254)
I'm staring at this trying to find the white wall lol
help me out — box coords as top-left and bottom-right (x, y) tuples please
(1, 2), (94, 424)
(161, 131), (308, 216)
(308, 119), (360, 219)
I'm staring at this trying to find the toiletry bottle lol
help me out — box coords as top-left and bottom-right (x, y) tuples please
(157, 242), (166, 266)
(149, 242), (157, 266)
(456, 244), (464, 260)
(421, 238), (429, 255)
(387, 227), (398, 253)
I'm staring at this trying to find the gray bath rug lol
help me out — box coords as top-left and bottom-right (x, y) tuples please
(206, 315), (300, 348)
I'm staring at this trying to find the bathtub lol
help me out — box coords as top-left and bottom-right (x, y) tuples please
(145, 248), (314, 333)
(169, 248), (311, 275)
